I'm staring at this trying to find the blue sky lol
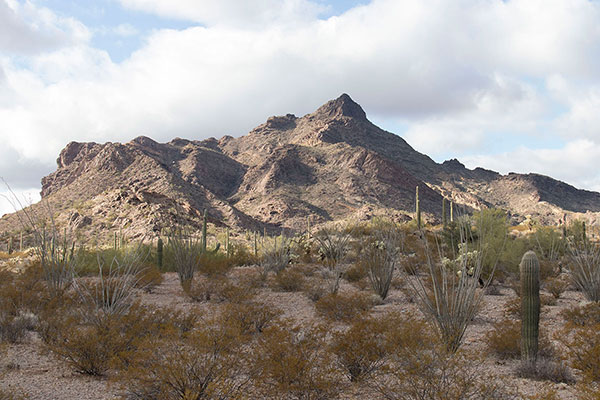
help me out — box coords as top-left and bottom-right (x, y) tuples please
(2, 0), (600, 215)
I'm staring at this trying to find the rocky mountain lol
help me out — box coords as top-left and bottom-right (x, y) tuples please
(2, 94), (600, 241)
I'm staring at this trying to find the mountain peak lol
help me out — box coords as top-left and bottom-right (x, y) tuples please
(314, 93), (367, 120)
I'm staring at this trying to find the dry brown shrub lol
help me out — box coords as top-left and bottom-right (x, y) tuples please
(330, 312), (427, 383)
(120, 318), (250, 400)
(561, 302), (600, 327)
(303, 279), (328, 302)
(135, 265), (163, 293)
(44, 303), (197, 376)
(485, 319), (555, 360)
(544, 276), (569, 299)
(345, 262), (367, 283)
(0, 387), (26, 400)
(374, 339), (516, 400)
(503, 297), (521, 318)
(219, 301), (282, 337)
(541, 293), (557, 306)
(186, 276), (255, 303)
(315, 291), (373, 322)
(515, 357), (574, 383)
(254, 320), (344, 400)
(522, 387), (560, 400)
(577, 382), (600, 400)
(557, 322), (600, 381)
(272, 268), (305, 292)
(198, 252), (233, 277)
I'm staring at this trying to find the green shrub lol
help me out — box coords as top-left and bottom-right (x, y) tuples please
(485, 319), (554, 360)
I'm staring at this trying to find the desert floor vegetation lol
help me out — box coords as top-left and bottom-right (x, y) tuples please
(1, 215), (600, 399)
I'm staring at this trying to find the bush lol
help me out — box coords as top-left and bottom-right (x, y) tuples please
(485, 319), (555, 360)
(272, 267), (306, 292)
(567, 241), (600, 302)
(120, 318), (249, 400)
(544, 276), (569, 299)
(255, 320), (344, 400)
(0, 313), (29, 344)
(198, 251), (233, 277)
(220, 301), (282, 337)
(558, 322), (600, 381)
(135, 264), (163, 293)
(561, 302), (600, 327)
(515, 357), (574, 383)
(345, 262), (367, 283)
(315, 292), (373, 322)
(186, 276), (255, 303)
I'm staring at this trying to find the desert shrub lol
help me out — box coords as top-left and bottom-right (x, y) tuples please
(228, 242), (259, 266)
(486, 319), (554, 360)
(304, 279), (328, 302)
(220, 301), (282, 337)
(186, 276), (255, 303)
(345, 262), (367, 283)
(272, 267), (306, 292)
(198, 251), (233, 277)
(558, 322), (600, 381)
(255, 320), (344, 400)
(544, 276), (569, 299)
(577, 382), (600, 400)
(515, 357), (574, 383)
(567, 240), (600, 302)
(522, 387), (560, 400)
(0, 313), (29, 344)
(120, 319), (249, 400)
(315, 291), (373, 322)
(561, 302), (600, 327)
(374, 337), (515, 400)
(135, 264), (163, 293)
(484, 284), (502, 295)
(330, 312), (427, 383)
(541, 293), (557, 306)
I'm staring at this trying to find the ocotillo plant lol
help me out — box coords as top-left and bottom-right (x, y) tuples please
(415, 186), (421, 229)
(157, 237), (163, 270)
(520, 251), (540, 364)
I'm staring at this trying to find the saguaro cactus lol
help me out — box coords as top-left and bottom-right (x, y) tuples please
(415, 186), (421, 229)
(202, 209), (207, 253)
(520, 250), (540, 364)
(157, 237), (163, 270)
(442, 198), (447, 227)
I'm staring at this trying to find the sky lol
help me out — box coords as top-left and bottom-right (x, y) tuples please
(1, 0), (600, 216)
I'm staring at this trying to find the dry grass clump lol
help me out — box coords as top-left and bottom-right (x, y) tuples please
(485, 319), (555, 360)
(0, 388), (26, 400)
(254, 320), (344, 400)
(315, 291), (374, 322)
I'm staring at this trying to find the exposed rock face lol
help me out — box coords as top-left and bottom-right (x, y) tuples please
(4, 94), (600, 239)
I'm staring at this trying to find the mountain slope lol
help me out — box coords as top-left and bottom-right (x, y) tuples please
(2, 94), (599, 240)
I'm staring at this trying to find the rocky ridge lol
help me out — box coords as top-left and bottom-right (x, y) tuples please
(2, 94), (600, 240)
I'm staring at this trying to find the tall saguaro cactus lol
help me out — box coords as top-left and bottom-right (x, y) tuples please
(157, 237), (163, 270)
(202, 209), (208, 253)
(415, 186), (421, 229)
(442, 198), (447, 227)
(520, 251), (540, 364)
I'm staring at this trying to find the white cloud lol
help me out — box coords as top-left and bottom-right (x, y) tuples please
(3, 0), (600, 197)
(462, 140), (600, 191)
(118, 0), (327, 27)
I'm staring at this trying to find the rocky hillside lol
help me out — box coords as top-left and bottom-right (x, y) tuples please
(2, 94), (600, 241)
